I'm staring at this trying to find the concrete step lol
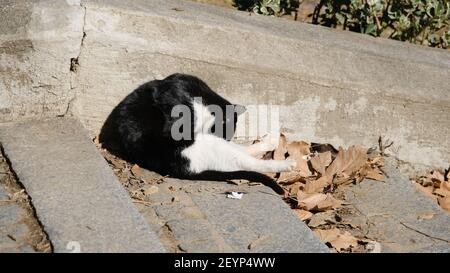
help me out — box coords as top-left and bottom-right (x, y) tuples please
(0, 118), (165, 253)
(341, 158), (450, 253)
(137, 178), (329, 253)
(2, 117), (447, 253)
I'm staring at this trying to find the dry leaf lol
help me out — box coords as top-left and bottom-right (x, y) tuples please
(297, 192), (327, 210)
(434, 188), (450, 197)
(316, 194), (343, 211)
(308, 211), (336, 227)
(287, 155), (311, 177)
(131, 164), (141, 176)
(294, 209), (313, 221)
(365, 169), (385, 181)
(326, 146), (368, 177)
(277, 171), (304, 184)
(287, 141), (311, 156)
(304, 175), (331, 194)
(273, 134), (287, 160)
(369, 155), (384, 166)
(314, 228), (358, 252)
(430, 170), (445, 183)
(298, 193), (341, 212)
(310, 151), (332, 174)
(441, 181), (450, 192)
(438, 196), (450, 211)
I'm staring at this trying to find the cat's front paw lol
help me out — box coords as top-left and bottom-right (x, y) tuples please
(283, 159), (297, 172)
(272, 159), (296, 172)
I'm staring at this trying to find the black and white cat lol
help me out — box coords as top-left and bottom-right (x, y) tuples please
(99, 74), (295, 192)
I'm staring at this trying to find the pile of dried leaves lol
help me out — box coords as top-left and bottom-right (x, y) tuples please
(94, 137), (166, 202)
(258, 134), (387, 252)
(412, 168), (450, 212)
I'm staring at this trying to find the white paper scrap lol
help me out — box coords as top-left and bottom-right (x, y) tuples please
(226, 192), (244, 199)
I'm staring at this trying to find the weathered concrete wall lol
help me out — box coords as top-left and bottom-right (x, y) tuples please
(73, 0), (450, 170)
(0, 0), (84, 121)
(1, 0), (449, 170)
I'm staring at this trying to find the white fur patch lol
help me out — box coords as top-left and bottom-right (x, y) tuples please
(183, 100), (295, 174)
(182, 133), (296, 174)
(193, 101), (215, 135)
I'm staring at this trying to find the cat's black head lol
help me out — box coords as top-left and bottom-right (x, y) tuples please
(208, 104), (246, 141)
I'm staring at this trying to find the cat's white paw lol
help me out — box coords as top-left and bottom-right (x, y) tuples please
(283, 159), (297, 172)
(269, 159), (296, 172)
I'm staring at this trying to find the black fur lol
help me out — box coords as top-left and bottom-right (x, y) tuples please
(100, 73), (284, 194)
(100, 73), (238, 176)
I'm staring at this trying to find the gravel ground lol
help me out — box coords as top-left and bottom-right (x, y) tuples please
(0, 146), (52, 253)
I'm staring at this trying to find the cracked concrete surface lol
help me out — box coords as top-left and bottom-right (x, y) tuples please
(0, 0), (84, 121)
(132, 177), (329, 253)
(340, 158), (450, 253)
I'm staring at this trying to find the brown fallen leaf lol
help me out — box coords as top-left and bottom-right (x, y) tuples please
(308, 210), (336, 227)
(310, 151), (332, 175)
(277, 171), (304, 184)
(287, 155), (311, 177)
(332, 173), (354, 186)
(294, 209), (313, 221)
(131, 164), (141, 177)
(430, 170), (445, 183)
(434, 188), (450, 197)
(297, 192), (327, 210)
(316, 194), (343, 211)
(304, 175), (331, 194)
(438, 196), (450, 211)
(369, 155), (384, 166)
(273, 134), (288, 160)
(287, 141), (311, 156)
(314, 228), (358, 252)
(326, 146), (368, 178)
(440, 181), (450, 192)
(365, 169), (385, 181)
(298, 192), (341, 212)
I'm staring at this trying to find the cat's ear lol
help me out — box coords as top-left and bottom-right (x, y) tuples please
(234, 104), (246, 116)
